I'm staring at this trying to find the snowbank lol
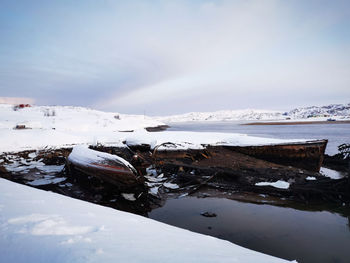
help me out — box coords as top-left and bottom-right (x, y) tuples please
(255, 180), (290, 189)
(0, 178), (294, 263)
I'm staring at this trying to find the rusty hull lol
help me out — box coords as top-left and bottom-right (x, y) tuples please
(223, 140), (328, 172)
(151, 140), (328, 173)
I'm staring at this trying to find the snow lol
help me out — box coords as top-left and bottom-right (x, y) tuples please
(0, 105), (313, 154)
(305, 176), (317, 181)
(156, 103), (350, 123)
(146, 167), (158, 176)
(144, 175), (165, 183)
(124, 130), (310, 150)
(28, 177), (66, 186)
(288, 103), (350, 119)
(163, 182), (180, 189)
(0, 104), (162, 132)
(38, 165), (65, 173)
(320, 167), (345, 179)
(157, 109), (284, 122)
(68, 145), (137, 174)
(0, 104), (164, 152)
(0, 178), (295, 263)
(255, 180), (290, 189)
(149, 186), (160, 195)
(121, 193), (137, 201)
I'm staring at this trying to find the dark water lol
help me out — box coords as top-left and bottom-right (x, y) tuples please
(150, 197), (350, 263)
(150, 121), (350, 262)
(168, 121), (350, 155)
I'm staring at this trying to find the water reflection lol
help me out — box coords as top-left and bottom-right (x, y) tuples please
(150, 197), (350, 263)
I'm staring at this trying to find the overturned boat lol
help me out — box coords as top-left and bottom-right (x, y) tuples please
(67, 145), (143, 190)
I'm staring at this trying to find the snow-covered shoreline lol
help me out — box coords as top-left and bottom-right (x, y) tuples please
(0, 104), (315, 153)
(0, 178), (295, 263)
(0, 128), (311, 154)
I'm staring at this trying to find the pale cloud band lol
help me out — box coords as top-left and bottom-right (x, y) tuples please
(0, 0), (349, 114)
(0, 97), (35, 105)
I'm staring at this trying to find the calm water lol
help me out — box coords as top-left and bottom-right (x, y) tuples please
(151, 121), (350, 262)
(150, 197), (350, 263)
(168, 121), (350, 155)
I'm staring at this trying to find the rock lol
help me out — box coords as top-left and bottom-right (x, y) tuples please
(200, 211), (217, 217)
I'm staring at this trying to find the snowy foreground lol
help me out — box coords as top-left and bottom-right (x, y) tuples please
(0, 178), (295, 263)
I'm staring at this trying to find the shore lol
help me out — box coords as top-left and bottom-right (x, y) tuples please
(243, 120), (350, 126)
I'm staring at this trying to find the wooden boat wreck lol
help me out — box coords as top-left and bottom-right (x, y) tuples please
(66, 145), (143, 190)
(65, 138), (330, 200)
(147, 139), (328, 173)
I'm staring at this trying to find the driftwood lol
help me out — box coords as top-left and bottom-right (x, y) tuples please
(187, 173), (217, 195)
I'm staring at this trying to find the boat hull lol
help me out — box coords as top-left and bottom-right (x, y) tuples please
(151, 140), (328, 173)
(223, 140), (328, 172)
(67, 146), (143, 190)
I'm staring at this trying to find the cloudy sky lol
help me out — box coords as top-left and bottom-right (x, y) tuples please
(1, 0), (349, 115)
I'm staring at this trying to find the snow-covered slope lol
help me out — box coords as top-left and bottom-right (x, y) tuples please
(0, 104), (165, 152)
(288, 103), (350, 119)
(0, 104), (162, 131)
(0, 178), (294, 263)
(156, 103), (350, 123)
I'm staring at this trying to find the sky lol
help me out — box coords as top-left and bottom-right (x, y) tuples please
(0, 0), (349, 115)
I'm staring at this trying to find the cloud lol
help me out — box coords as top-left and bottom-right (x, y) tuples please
(0, 0), (349, 114)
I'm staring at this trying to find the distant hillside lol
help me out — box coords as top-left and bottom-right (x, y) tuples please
(287, 103), (350, 119)
(157, 103), (350, 123)
(157, 109), (283, 123)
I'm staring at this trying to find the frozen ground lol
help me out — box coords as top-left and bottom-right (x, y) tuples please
(0, 178), (295, 263)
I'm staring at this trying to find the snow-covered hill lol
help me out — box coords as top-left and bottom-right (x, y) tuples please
(157, 109), (284, 123)
(288, 103), (350, 119)
(0, 104), (165, 152)
(157, 103), (350, 123)
(0, 104), (163, 132)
